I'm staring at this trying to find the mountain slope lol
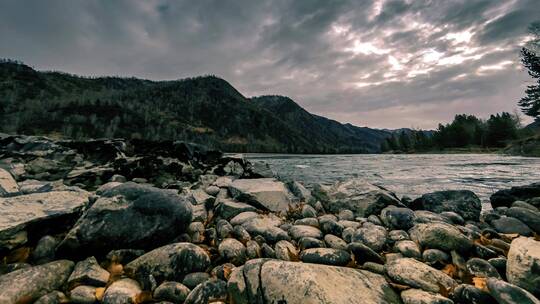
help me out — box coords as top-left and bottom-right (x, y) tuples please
(0, 60), (390, 153)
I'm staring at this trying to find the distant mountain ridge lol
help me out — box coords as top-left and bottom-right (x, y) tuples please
(0, 60), (391, 153)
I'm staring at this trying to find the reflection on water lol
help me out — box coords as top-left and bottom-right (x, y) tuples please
(243, 153), (540, 203)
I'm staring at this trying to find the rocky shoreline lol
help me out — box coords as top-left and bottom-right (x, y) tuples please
(0, 134), (539, 304)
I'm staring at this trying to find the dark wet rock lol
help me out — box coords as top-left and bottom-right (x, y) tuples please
(489, 216), (533, 236)
(274, 240), (299, 261)
(299, 237), (325, 250)
(245, 240), (261, 259)
(215, 199), (257, 220)
(0, 260), (74, 304)
(413, 210), (451, 224)
(227, 259), (402, 304)
(507, 237), (540, 297)
(453, 284), (496, 304)
(300, 248), (351, 266)
(474, 243), (499, 260)
(218, 238), (246, 265)
(69, 285), (97, 304)
(347, 242), (384, 264)
(0, 168), (19, 196)
(411, 190), (481, 221)
(289, 225), (323, 240)
(352, 223), (387, 252)
(319, 217), (344, 235)
(58, 183), (192, 257)
(216, 219), (234, 239)
(409, 222), (473, 252)
(105, 249), (145, 265)
(401, 289), (453, 304)
(183, 272), (210, 289)
(466, 257), (501, 279)
(505, 207), (540, 233)
(153, 281), (191, 303)
(0, 190), (89, 252)
(31, 235), (59, 264)
(489, 257), (507, 280)
(512, 201), (539, 211)
(487, 277), (540, 304)
(229, 178), (295, 213)
(312, 178), (403, 217)
(241, 214), (288, 243)
(34, 291), (68, 304)
(381, 206), (416, 230)
(102, 278), (142, 304)
(342, 227), (355, 243)
(394, 240), (421, 259)
(422, 249), (450, 266)
(490, 182), (540, 209)
(386, 258), (457, 293)
(260, 243), (276, 258)
(229, 211), (259, 226)
(67, 256), (110, 289)
(184, 279), (228, 304)
(324, 234), (348, 250)
(301, 204), (318, 218)
(124, 242), (211, 290)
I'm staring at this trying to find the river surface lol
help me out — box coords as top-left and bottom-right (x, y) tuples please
(243, 153), (540, 204)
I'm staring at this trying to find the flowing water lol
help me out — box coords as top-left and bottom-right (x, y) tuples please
(244, 153), (540, 206)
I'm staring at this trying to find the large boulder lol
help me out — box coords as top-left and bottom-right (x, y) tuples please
(410, 190), (481, 221)
(124, 242), (210, 289)
(229, 178), (295, 213)
(57, 183), (192, 257)
(507, 237), (540, 297)
(0, 190), (89, 252)
(228, 259), (402, 304)
(0, 260), (74, 304)
(409, 222), (473, 253)
(386, 258), (457, 293)
(0, 168), (19, 196)
(490, 183), (540, 208)
(505, 207), (540, 234)
(312, 179), (403, 217)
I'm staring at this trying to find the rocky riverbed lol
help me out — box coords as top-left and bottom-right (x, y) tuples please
(0, 134), (539, 304)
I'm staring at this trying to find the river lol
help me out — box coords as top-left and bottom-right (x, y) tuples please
(244, 153), (540, 205)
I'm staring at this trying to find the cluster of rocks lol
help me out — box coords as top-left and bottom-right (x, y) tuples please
(1, 134), (540, 304)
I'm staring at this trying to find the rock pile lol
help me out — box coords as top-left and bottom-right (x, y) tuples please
(0, 134), (539, 304)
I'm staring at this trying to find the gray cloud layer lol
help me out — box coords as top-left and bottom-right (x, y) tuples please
(1, 0), (538, 128)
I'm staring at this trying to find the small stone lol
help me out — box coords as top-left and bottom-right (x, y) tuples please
(490, 216), (533, 236)
(422, 249), (449, 266)
(409, 222), (472, 252)
(274, 240), (299, 261)
(299, 248), (351, 266)
(386, 258), (457, 293)
(324, 234), (348, 250)
(34, 291), (68, 304)
(67, 256), (110, 289)
(218, 238), (246, 265)
(153, 281), (190, 303)
(352, 223), (387, 252)
(338, 209), (354, 221)
(301, 205), (318, 218)
(289, 225), (323, 240)
(184, 279), (228, 304)
(466, 258), (501, 279)
(487, 277), (540, 304)
(452, 284), (495, 304)
(216, 219), (233, 239)
(31, 235), (58, 264)
(298, 237), (325, 250)
(69, 285), (97, 304)
(401, 288), (453, 304)
(380, 206), (416, 230)
(261, 243), (276, 258)
(182, 272), (210, 290)
(229, 211), (259, 226)
(348, 242), (384, 264)
(394, 240), (421, 259)
(187, 222), (206, 244)
(232, 225), (251, 243)
(245, 240), (261, 259)
(102, 278), (142, 304)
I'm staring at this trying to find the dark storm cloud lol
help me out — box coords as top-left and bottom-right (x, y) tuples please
(0, 0), (538, 128)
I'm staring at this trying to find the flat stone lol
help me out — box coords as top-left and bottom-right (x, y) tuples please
(229, 178), (294, 213)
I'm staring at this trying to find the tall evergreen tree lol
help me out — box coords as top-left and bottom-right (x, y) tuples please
(519, 22), (540, 120)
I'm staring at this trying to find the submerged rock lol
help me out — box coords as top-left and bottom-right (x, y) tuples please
(0, 260), (74, 304)
(57, 182), (192, 257)
(228, 259), (402, 304)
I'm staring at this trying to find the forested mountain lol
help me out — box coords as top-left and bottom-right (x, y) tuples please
(0, 60), (391, 153)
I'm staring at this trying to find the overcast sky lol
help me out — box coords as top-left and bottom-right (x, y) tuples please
(1, 0), (538, 129)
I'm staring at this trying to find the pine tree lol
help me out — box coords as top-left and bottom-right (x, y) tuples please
(519, 22), (540, 120)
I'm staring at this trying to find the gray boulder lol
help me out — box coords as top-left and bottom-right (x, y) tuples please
(386, 258), (457, 293)
(0, 190), (89, 252)
(124, 242), (210, 290)
(228, 259), (402, 304)
(312, 178), (403, 217)
(490, 216), (533, 236)
(507, 237), (540, 297)
(229, 178), (295, 213)
(409, 222), (473, 252)
(0, 260), (74, 304)
(505, 207), (540, 233)
(411, 190), (481, 221)
(57, 182), (192, 257)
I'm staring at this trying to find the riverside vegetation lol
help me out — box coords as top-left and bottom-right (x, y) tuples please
(1, 133), (540, 303)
